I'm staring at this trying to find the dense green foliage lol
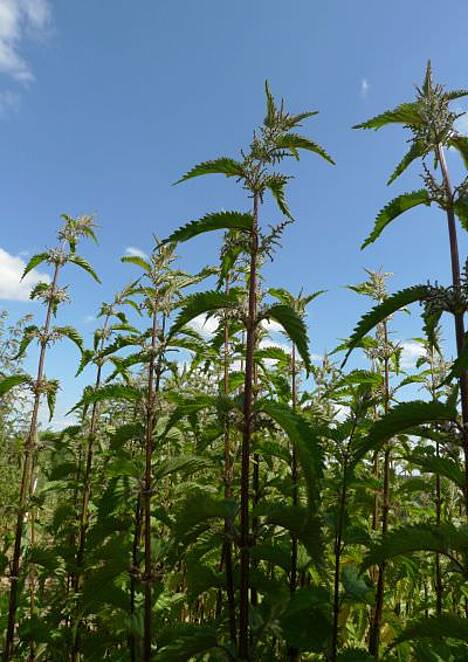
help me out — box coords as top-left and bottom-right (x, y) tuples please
(1, 66), (468, 661)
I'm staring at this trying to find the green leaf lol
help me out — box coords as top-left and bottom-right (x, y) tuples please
(259, 303), (311, 374)
(121, 255), (151, 272)
(68, 253), (101, 283)
(444, 89), (468, 102)
(154, 455), (212, 480)
(454, 195), (468, 232)
(406, 452), (464, 490)
(256, 501), (322, 562)
(69, 383), (141, 414)
(264, 79), (276, 127)
(361, 190), (430, 249)
(280, 587), (332, 652)
(154, 624), (219, 661)
(275, 133), (335, 165)
(175, 157), (244, 185)
(342, 285), (431, 366)
(264, 173), (293, 218)
(53, 325), (83, 353)
(0, 373), (31, 396)
(353, 102), (423, 130)
(361, 523), (468, 569)
(393, 615), (468, 645)
(169, 289), (240, 338)
(353, 400), (456, 463)
(15, 325), (40, 359)
(387, 140), (427, 185)
(22, 252), (49, 280)
(46, 379), (60, 421)
(258, 400), (323, 512)
(165, 210), (253, 245)
(173, 491), (236, 547)
(449, 135), (468, 169)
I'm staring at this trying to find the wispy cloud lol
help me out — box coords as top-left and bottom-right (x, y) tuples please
(360, 78), (370, 99)
(190, 313), (219, 338)
(0, 0), (51, 83)
(400, 340), (424, 369)
(0, 246), (49, 300)
(125, 246), (148, 259)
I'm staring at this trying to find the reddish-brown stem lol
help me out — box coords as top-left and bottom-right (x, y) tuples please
(437, 144), (468, 517)
(238, 191), (259, 660)
(3, 261), (61, 661)
(143, 306), (159, 661)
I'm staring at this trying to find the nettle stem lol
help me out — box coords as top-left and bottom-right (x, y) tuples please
(331, 458), (348, 662)
(288, 343), (299, 662)
(369, 320), (391, 658)
(71, 312), (111, 661)
(437, 144), (468, 517)
(221, 275), (237, 645)
(239, 191), (259, 660)
(3, 261), (61, 662)
(143, 304), (160, 661)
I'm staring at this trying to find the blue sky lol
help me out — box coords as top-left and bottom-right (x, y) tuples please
(0, 0), (467, 424)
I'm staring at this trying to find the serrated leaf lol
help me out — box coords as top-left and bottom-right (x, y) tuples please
(352, 400), (456, 463)
(169, 289), (240, 338)
(154, 624), (219, 661)
(393, 614), (468, 645)
(154, 455), (212, 480)
(22, 252), (49, 280)
(264, 173), (293, 218)
(15, 325), (40, 359)
(46, 379), (60, 421)
(165, 210), (253, 245)
(361, 523), (468, 569)
(406, 452), (464, 490)
(175, 157), (244, 184)
(387, 140), (427, 185)
(259, 303), (311, 374)
(121, 255), (151, 272)
(69, 383), (141, 414)
(54, 325), (83, 352)
(0, 373), (31, 396)
(68, 253), (101, 283)
(454, 195), (468, 232)
(353, 102), (423, 130)
(361, 190), (430, 249)
(449, 135), (468, 169)
(275, 133), (335, 165)
(342, 285), (431, 366)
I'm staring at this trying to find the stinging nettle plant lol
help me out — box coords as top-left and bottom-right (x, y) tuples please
(354, 61), (468, 521)
(1, 214), (100, 661)
(167, 80), (334, 659)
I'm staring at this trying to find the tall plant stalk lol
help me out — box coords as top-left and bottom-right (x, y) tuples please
(238, 190), (259, 658)
(142, 302), (159, 661)
(436, 145), (468, 516)
(368, 319), (391, 656)
(3, 215), (98, 661)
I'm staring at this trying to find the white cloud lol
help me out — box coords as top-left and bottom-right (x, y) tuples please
(0, 0), (51, 83)
(360, 78), (370, 99)
(260, 319), (283, 334)
(190, 313), (219, 338)
(400, 340), (424, 369)
(0, 246), (49, 300)
(125, 246), (148, 259)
